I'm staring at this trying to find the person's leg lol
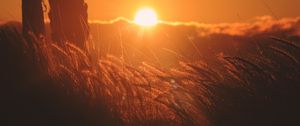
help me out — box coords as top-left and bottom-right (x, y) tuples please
(64, 0), (89, 48)
(48, 0), (65, 44)
(22, 0), (45, 37)
(48, 0), (89, 48)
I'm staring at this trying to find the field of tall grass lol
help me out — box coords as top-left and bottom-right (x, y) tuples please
(1, 22), (299, 126)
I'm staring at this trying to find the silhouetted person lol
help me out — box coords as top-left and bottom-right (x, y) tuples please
(22, 0), (45, 37)
(49, 0), (89, 48)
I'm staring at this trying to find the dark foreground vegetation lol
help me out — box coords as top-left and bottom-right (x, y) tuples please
(0, 22), (299, 126)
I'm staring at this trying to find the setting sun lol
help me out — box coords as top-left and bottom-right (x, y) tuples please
(134, 8), (158, 27)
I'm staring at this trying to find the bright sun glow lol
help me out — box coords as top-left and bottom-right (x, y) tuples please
(134, 8), (158, 27)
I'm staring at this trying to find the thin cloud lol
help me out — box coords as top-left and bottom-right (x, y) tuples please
(160, 16), (300, 37)
(89, 17), (133, 24)
(89, 16), (300, 37)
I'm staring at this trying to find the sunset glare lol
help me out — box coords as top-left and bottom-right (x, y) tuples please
(134, 8), (158, 27)
(1, 0), (300, 125)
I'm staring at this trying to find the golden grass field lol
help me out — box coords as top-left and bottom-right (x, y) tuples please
(0, 21), (300, 126)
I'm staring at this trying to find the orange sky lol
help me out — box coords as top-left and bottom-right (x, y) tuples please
(1, 0), (299, 23)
